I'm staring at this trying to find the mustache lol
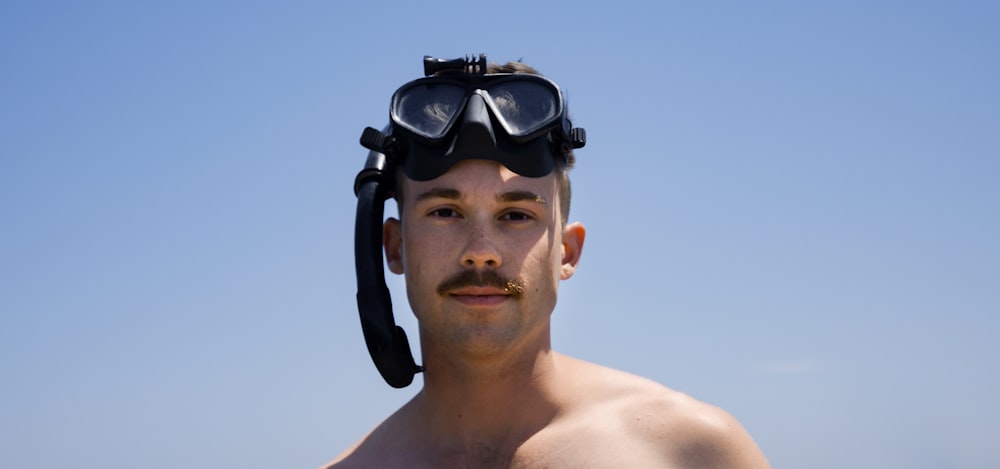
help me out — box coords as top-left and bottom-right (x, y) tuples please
(436, 270), (525, 298)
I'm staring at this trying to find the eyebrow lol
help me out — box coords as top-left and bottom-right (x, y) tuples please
(414, 187), (548, 205)
(498, 190), (548, 205)
(415, 187), (461, 202)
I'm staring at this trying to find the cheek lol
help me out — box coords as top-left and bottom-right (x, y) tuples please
(401, 226), (447, 277)
(522, 236), (562, 287)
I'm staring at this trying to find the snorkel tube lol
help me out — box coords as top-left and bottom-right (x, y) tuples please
(353, 137), (422, 388)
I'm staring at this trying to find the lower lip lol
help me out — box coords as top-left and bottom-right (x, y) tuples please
(451, 295), (509, 307)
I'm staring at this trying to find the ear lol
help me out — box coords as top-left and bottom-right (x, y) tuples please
(559, 222), (586, 280)
(383, 217), (404, 275)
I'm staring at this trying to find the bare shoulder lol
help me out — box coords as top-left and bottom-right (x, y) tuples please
(317, 437), (361, 469)
(560, 355), (771, 468)
(636, 390), (771, 468)
(317, 428), (377, 469)
(317, 404), (414, 469)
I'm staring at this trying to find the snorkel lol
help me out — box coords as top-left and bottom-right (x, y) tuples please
(353, 54), (586, 388)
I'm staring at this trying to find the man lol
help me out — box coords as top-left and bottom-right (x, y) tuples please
(325, 55), (769, 468)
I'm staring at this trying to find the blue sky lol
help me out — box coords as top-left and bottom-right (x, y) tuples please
(1, 1), (997, 468)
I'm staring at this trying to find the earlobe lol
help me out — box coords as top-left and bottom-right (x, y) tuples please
(560, 222), (586, 280)
(383, 218), (404, 275)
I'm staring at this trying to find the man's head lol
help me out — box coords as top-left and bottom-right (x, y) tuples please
(352, 55), (586, 385)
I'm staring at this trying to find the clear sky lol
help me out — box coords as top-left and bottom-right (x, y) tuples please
(1, 1), (997, 468)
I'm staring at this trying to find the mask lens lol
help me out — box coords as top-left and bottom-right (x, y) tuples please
(395, 83), (466, 139)
(487, 80), (559, 136)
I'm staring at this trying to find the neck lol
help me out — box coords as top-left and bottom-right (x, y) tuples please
(414, 335), (564, 448)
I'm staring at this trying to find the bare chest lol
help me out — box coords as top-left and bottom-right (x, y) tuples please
(509, 428), (672, 469)
(403, 426), (672, 469)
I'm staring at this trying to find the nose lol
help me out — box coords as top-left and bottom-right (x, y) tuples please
(460, 225), (502, 270)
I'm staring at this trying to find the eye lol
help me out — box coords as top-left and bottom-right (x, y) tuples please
(429, 208), (460, 218)
(501, 210), (533, 222)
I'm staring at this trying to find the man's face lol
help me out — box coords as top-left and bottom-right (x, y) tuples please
(383, 159), (585, 358)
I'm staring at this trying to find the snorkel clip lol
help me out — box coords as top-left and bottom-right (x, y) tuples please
(355, 127), (396, 196)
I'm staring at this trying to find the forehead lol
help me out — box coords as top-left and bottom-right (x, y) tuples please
(398, 159), (557, 202)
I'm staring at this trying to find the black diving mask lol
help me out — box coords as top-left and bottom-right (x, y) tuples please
(352, 54), (586, 388)
(360, 54), (586, 182)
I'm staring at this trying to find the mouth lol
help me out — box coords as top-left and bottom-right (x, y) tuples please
(436, 270), (526, 306)
(447, 286), (512, 307)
